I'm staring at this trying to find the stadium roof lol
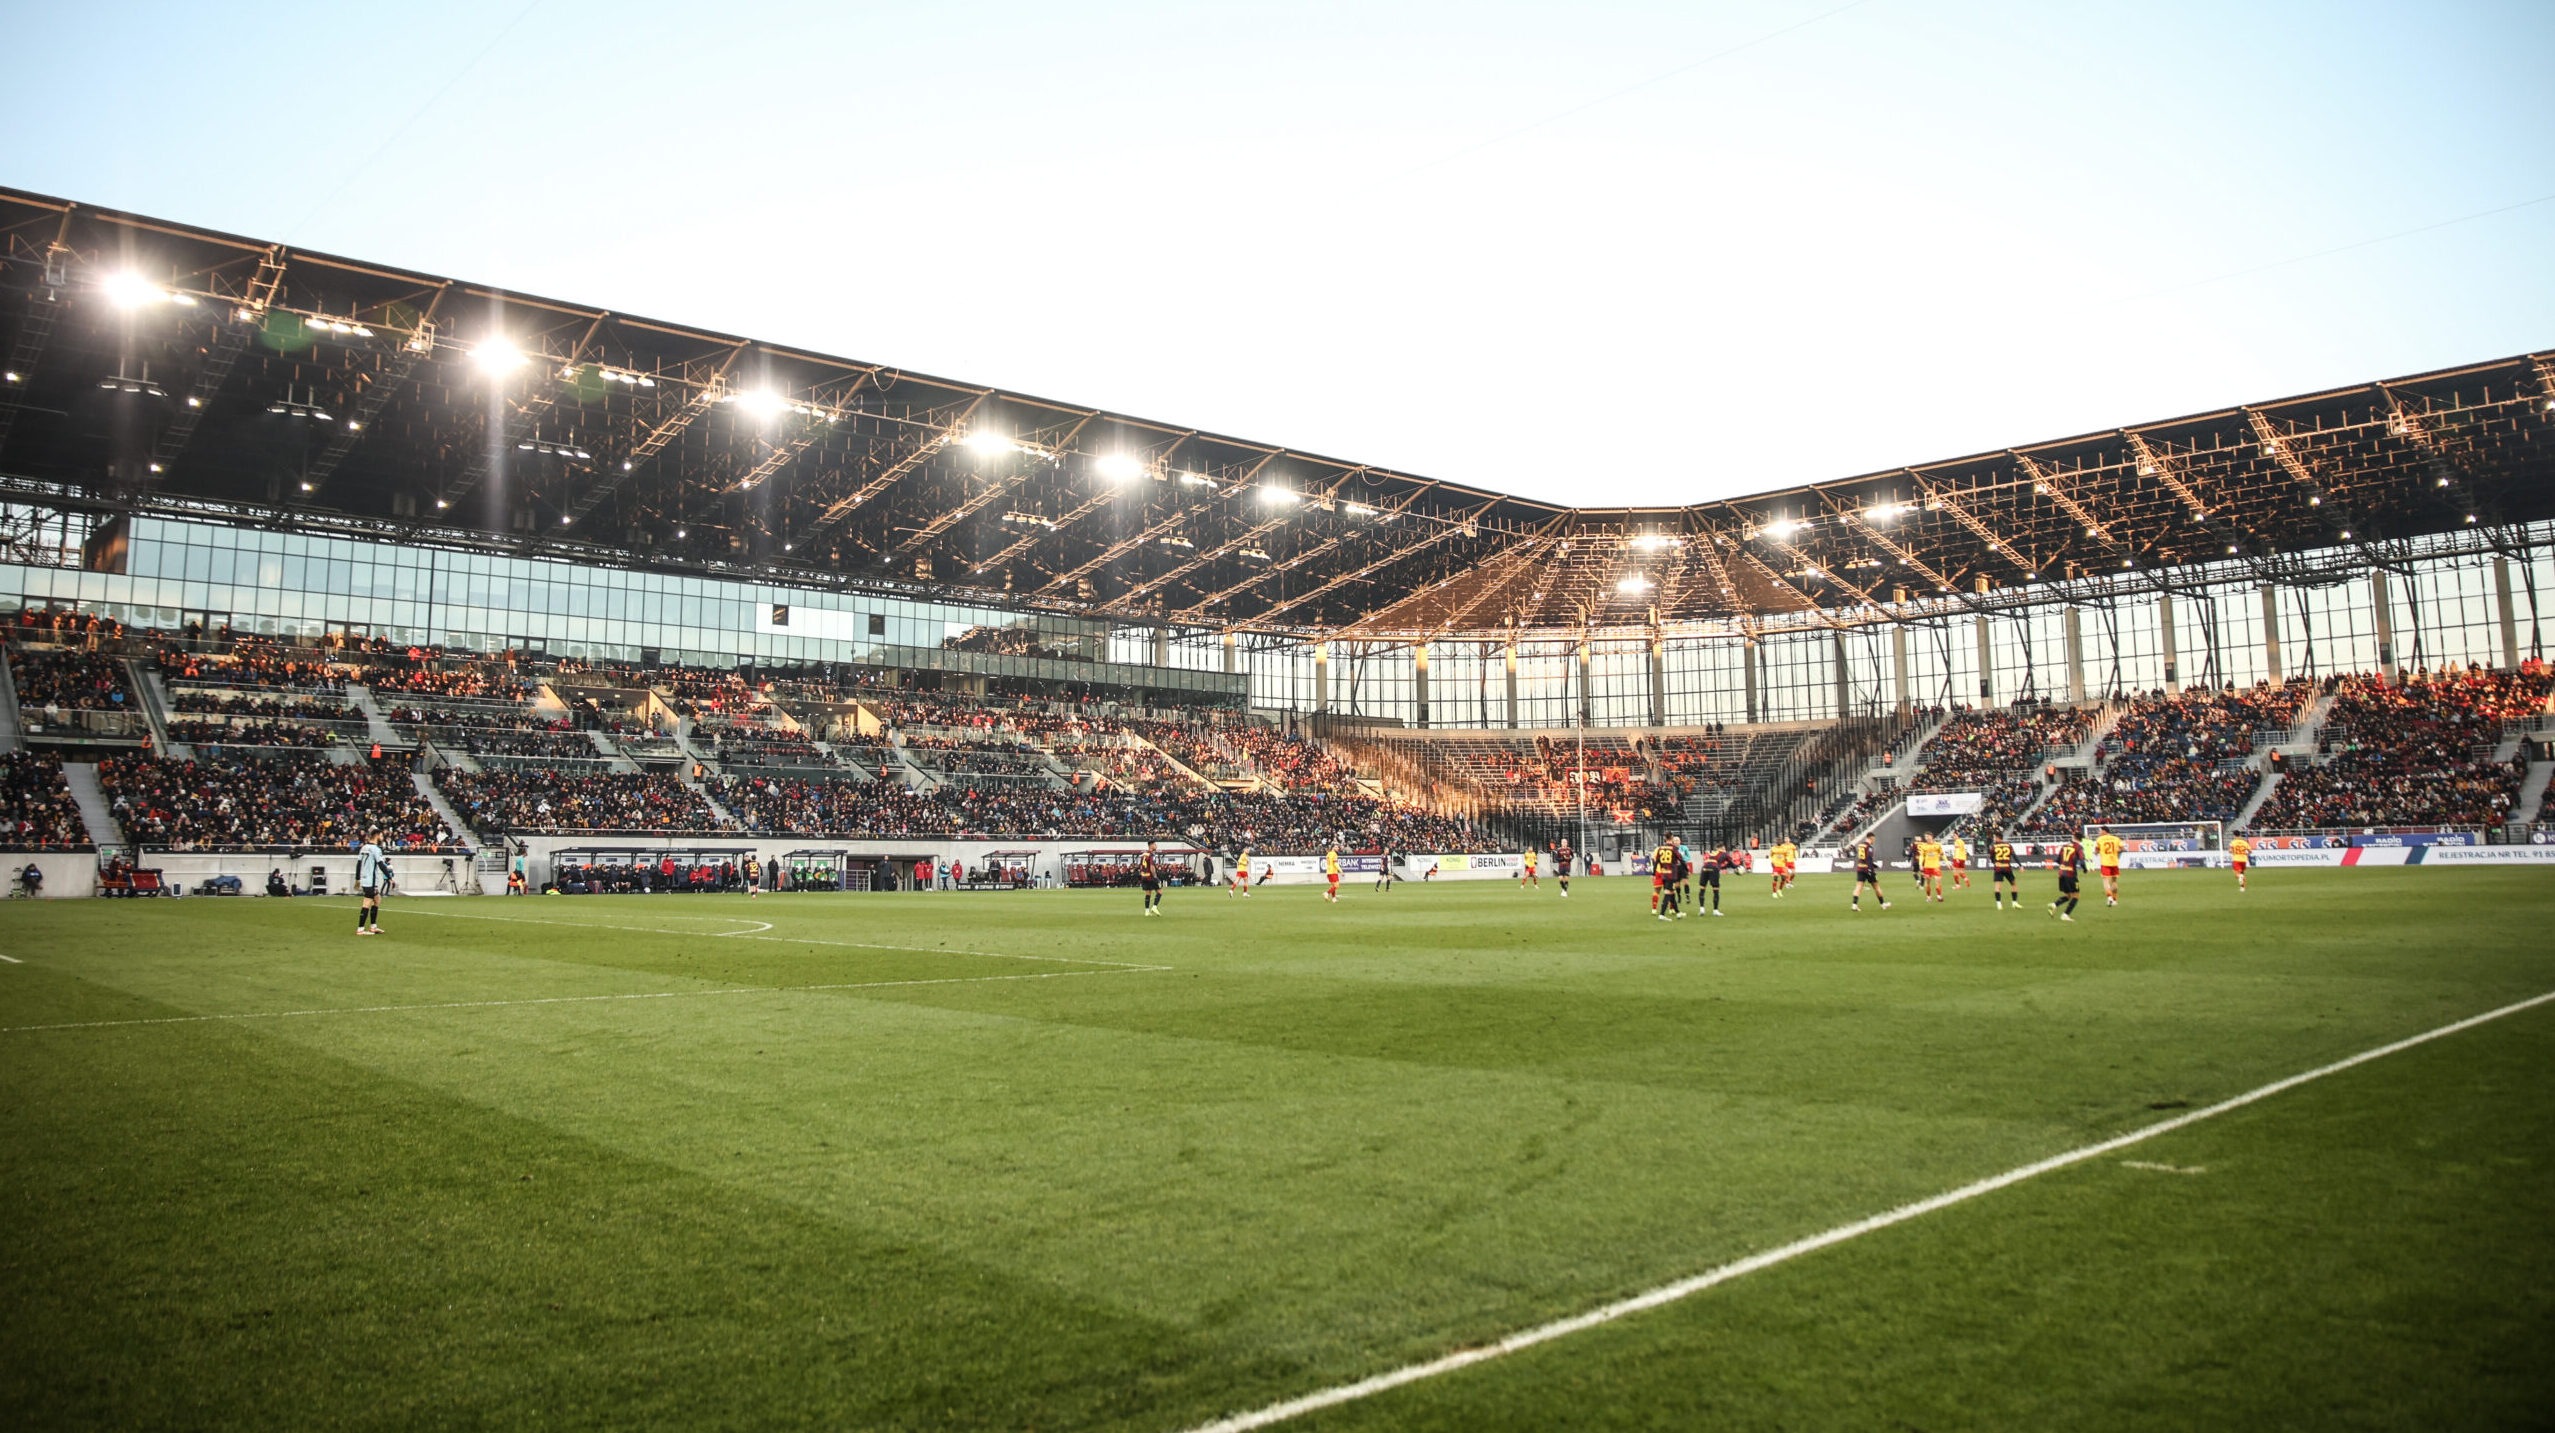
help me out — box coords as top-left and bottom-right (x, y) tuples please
(4, 184), (2551, 642)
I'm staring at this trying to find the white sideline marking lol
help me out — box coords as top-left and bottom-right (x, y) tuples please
(1182, 986), (2555, 1433)
(0, 953), (21, 964)
(386, 904), (1159, 968)
(0, 965), (1153, 1035)
(2121, 1160), (2207, 1175)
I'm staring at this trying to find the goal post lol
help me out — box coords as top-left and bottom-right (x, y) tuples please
(2089, 820), (2225, 867)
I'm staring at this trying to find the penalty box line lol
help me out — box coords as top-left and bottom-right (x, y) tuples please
(0, 965), (1157, 1035)
(1182, 985), (2555, 1433)
(384, 903), (1169, 970)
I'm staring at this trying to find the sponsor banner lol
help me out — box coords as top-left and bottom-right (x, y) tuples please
(2118, 836), (2209, 853)
(1421, 852), (1524, 873)
(2407, 845), (2555, 864)
(2348, 831), (2479, 848)
(1907, 792), (1982, 817)
(2121, 852), (2219, 869)
(1253, 854), (1377, 882)
(1400, 852), (1523, 881)
(2249, 848), (2348, 867)
(2248, 834), (2349, 851)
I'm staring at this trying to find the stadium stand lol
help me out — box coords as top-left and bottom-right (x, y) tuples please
(2247, 667), (2552, 831)
(98, 751), (461, 851)
(0, 752), (95, 850)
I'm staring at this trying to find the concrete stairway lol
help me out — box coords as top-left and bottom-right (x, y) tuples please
(2234, 772), (2285, 831)
(345, 685), (403, 749)
(62, 761), (127, 850)
(676, 764), (743, 828)
(2289, 691), (2337, 749)
(0, 650), (23, 754)
(2513, 761), (2553, 828)
(125, 658), (174, 749)
(412, 770), (482, 849)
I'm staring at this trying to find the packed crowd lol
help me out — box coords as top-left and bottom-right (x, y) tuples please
(156, 643), (344, 691)
(10, 650), (134, 711)
(707, 770), (1486, 851)
(1219, 724), (1360, 789)
(654, 668), (767, 718)
(463, 729), (602, 760)
(362, 664), (527, 700)
(99, 751), (459, 850)
(1911, 703), (2094, 790)
(166, 718), (339, 749)
(0, 752), (92, 849)
(434, 769), (720, 834)
(172, 692), (360, 722)
(385, 704), (539, 730)
(715, 774), (963, 837)
(2247, 667), (2550, 831)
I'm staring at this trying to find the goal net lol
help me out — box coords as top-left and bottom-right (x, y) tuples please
(2086, 820), (2225, 861)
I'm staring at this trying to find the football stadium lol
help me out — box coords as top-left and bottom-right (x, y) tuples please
(4, 10), (2554, 1429)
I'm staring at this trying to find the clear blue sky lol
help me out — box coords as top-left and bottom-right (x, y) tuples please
(7, 0), (2551, 505)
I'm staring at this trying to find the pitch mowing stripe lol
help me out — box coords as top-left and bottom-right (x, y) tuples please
(0, 965), (1158, 1034)
(387, 903), (1165, 968)
(1183, 985), (2555, 1433)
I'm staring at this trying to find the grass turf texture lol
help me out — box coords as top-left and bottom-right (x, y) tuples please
(0, 870), (2547, 1430)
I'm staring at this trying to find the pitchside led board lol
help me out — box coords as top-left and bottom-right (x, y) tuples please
(1906, 793), (1984, 817)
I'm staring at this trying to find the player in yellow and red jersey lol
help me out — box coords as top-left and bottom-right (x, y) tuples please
(2094, 828), (2125, 906)
(1323, 845), (1341, 903)
(2229, 835), (2252, 892)
(1916, 834), (1945, 903)
(1769, 839), (1796, 897)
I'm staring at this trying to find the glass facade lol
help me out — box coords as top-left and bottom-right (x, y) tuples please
(3, 515), (2545, 725)
(1, 517), (1245, 702)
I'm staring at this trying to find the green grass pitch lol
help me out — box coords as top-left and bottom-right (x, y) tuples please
(3, 868), (2551, 1430)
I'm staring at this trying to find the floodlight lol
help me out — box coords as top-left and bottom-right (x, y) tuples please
(101, 271), (164, 309)
(471, 337), (528, 374)
(298, 481), (313, 492)
(1616, 574), (1653, 593)
(1260, 486), (1299, 506)
(2339, 530), (2352, 539)
(2, 371), (17, 383)
(962, 429), (1015, 456)
(733, 389), (788, 419)
(435, 499), (448, 508)
(561, 516), (573, 525)
(1176, 471), (1215, 487)
(1094, 453), (1143, 480)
